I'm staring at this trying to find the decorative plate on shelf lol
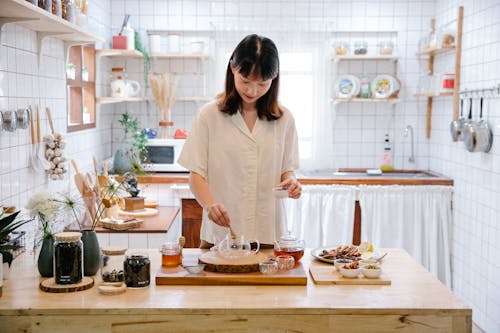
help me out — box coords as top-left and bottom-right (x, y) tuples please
(371, 75), (398, 98)
(335, 75), (360, 98)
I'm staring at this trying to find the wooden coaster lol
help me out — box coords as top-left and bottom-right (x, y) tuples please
(98, 283), (126, 295)
(39, 277), (94, 293)
(118, 207), (158, 217)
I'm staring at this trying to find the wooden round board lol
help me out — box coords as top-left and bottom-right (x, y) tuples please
(199, 251), (269, 273)
(39, 277), (94, 293)
(118, 207), (158, 217)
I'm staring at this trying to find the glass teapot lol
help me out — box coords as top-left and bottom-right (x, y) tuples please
(214, 234), (260, 260)
(273, 233), (305, 262)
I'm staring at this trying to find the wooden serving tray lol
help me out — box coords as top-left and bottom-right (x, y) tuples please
(155, 253), (307, 286)
(309, 262), (391, 285)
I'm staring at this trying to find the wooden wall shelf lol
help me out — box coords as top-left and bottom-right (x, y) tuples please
(415, 6), (463, 139)
(332, 98), (401, 104)
(0, 0), (103, 66)
(332, 55), (400, 62)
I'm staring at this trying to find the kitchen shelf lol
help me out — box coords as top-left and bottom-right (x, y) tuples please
(96, 50), (210, 60)
(332, 55), (399, 62)
(0, 0), (103, 65)
(415, 6), (463, 139)
(414, 92), (454, 97)
(415, 46), (455, 56)
(96, 96), (212, 105)
(332, 98), (401, 104)
(96, 49), (143, 58)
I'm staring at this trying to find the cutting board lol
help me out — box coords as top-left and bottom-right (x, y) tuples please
(309, 262), (391, 285)
(155, 254), (307, 286)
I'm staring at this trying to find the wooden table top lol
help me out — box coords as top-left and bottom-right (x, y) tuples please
(66, 206), (180, 233)
(0, 248), (470, 316)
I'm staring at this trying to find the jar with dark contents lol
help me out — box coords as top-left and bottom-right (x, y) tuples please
(62, 0), (75, 23)
(52, 0), (62, 17)
(54, 232), (83, 285)
(354, 41), (368, 55)
(124, 252), (150, 288)
(101, 247), (126, 283)
(38, 0), (52, 11)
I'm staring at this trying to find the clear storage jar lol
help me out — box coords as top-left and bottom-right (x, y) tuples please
(54, 232), (83, 285)
(333, 41), (349, 56)
(124, 252), (150, 288)
(354, 41), (368, 55)
(378, 41), (394, 55)
(62, 0), (75, 23)
(101, 247), (126, 283)
(38, 0), (52, 11)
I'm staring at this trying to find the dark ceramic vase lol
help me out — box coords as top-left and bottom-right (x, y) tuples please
(81, 230), (100, 276)
(37, 236), (54, 277)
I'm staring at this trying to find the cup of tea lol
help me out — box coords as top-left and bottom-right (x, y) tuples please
(160, 241), (181, 267)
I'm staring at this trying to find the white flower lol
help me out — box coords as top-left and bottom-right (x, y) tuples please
(25, 190), (60, 221)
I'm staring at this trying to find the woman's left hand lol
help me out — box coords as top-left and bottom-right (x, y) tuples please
(277, 174), (302, 199)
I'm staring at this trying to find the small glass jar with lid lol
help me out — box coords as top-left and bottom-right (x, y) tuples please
(124, 251), (150, 288)
(101, 247), (126, 283)
(354, 41), (368, 55)
(333, 41), (350, 56)
(378, 41), (394, 55)
(54, 232), (83, 285)
(110, 67), (127, 98)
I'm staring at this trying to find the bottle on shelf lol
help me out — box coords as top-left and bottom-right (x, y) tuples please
(359, 74), (371, 98)
(380, 133), (394, 171)
(122, 22), (135, 51)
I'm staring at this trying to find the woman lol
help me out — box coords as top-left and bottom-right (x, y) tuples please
(178, 34), (301, 248)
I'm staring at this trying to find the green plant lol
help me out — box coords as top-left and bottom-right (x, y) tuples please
(118, 112), (149, 174)
(0, 211), (32, 267)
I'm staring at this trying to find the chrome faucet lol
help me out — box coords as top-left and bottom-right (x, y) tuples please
(404, 125), (415, 163)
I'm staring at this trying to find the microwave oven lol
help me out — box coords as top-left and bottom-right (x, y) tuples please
(144, 138), (188, 172)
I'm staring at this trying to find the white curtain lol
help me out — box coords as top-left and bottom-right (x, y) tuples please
(358, 185), (453, 287)
(285, 185), (356, 248)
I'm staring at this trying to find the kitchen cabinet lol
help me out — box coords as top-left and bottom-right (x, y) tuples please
(0, 0), (103, 66)
(415, 6), (464, 138)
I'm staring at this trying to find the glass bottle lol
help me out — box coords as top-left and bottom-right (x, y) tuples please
(124, 252), (150, 288)
(359, 75), (371, 98)
(101, 247), (126, 283)
(52, 0), (62, 17)
(54, 232), (83, 285)
(38, 0), (52, 12)
(380, 134), (394, 172)
(62, 0), (75, 23)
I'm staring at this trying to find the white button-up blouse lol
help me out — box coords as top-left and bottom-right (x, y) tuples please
(178, 101), (299, 245)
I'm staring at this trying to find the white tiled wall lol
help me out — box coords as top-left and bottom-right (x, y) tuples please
(431, 1), (500, 332)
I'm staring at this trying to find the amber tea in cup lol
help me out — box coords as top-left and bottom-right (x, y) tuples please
(160, 241), (181, 267)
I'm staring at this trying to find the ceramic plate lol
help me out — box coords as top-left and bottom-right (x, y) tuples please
(371, 75), (397, 98)
(311, 246), (381, 264)
(335, 75), (360, 98)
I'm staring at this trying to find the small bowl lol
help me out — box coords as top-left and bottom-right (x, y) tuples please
(275, 255), (295, 270)
(334, 258), (353, 271)
(259, 260), (278, 275)
(183, 264), (206, 274)
(361, 264), (382, 279)
(338, 266), (361, 278)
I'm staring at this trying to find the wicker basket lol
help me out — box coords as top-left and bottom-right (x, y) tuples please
(100, 218), (143, 231)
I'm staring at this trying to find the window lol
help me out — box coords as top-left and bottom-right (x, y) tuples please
(279, 52), (313, 160)
(66, 45), (95, 132)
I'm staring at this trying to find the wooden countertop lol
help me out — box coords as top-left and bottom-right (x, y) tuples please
(66, 206), (179, 233)
(136, 169), (453, 186)
(0, 248), (471, 332)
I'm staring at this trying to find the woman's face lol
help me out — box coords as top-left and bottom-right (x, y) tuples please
(231, 68), (273, 107)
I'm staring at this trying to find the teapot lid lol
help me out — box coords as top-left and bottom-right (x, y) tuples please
(278, 232), (301, 247)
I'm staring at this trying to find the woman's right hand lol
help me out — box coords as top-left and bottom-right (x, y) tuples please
(207, 203), (231, 227)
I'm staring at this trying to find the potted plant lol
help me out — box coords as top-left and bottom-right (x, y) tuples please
(0, 210), (32, 268)
(114, 112), (149, 175)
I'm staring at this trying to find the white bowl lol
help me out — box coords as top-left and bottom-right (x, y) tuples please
(183, 264), (206, 274)
(334, 258), (353, 271)
(339, 266), (361, 278)
(361, 265), (382, 279)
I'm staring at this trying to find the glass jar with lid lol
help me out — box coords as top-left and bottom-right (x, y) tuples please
(54, 232), (83, 285)
(62, 0), (75, 23)
(354, 41), (368, 55)
(124, 251), (150, 288)
(378, 41), (394, 55)
(110, 67), (127, 98)
(333, 41), (350, 56)
(101, 247), (126, 283)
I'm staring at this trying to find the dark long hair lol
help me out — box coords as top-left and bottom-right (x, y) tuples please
(218, 34), (283, 120)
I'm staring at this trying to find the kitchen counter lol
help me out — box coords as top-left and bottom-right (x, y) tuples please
(0, 248), (471, 332)
(137, 169), (453, 186)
